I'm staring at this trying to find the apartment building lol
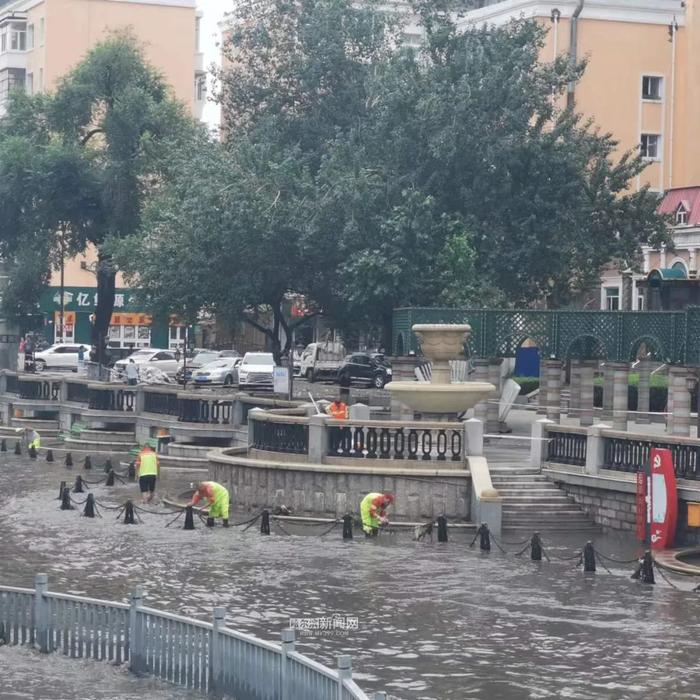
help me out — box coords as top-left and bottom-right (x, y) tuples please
(0, 0), (207, 349)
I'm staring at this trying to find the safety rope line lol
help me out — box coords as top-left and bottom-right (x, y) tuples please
(594, 553), (611, 574)
(242, 514), (262, 532)
(133, 505), (180, 516)
(70, 496), (88, 506)
(165, 510), (185, 528)
(273, 519), (292, 536)
(593, 548), (642, 565)
(653, 560), (682, 589)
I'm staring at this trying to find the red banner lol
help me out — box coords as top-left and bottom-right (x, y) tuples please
(636, 471), (647, 542)
(649, 447), (678, 550)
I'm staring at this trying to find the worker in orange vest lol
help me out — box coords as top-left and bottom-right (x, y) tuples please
(326, 397), (348, 419)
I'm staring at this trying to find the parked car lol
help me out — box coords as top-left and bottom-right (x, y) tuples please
(34, 344), (84, 372)
(176, 350), (241, 383)
(237, 352), (275, 389)
(336, 353), (392, 389)
(191, 357), (242, 386)
(299, 341), (346, 382)
(114, 348), (180, 377)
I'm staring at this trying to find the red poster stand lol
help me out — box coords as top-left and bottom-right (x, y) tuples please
(647, 448), (678, 550)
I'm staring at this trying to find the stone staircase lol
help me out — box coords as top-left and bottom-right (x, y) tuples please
(9, 417), (60, 439)
(61, 429), (136, 455)
(490, 465), (598, 531)
(159, 442), (213, 470)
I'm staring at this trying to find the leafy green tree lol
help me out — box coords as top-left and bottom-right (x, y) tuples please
(0, 34), (191, 361)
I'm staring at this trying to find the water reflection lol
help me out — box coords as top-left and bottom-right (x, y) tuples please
(1, 457), (700, 699)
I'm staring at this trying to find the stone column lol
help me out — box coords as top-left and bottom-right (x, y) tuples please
(601, 363), (614, 422)
(486, 358), (502, 434)
(537, 358), (546, 415)
(636, 359), (652, 425)
(543, 359), (562, 423)
(578, 361), (596, 427)
(669, 365), (691, 437)
(389, 356), (420, 420)
(569, 360), (581, 418)
(608, 362), (630, 432)
(472, 358), (489, 424)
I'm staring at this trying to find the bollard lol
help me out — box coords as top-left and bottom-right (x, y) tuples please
(478, 523), (491, 552)
(60, 487), (73, 510)
(103, 458), (113, 473)
(639, 550), (655, 584)
(83, 493), (96, 518)
(183, 505), (195, 530)
(0, 438), (6, 452)
(83, 455), (92, 470)
(29, 444), (37, 460)
(123, 501), (136, 525)
(65, 452), (73, 468)
(583, 541), (596, 573)
(531, 532), (543, 562)
(73, 475), (85, 493)
(127, 461), (136, 481)
(260, 509), (271, 535)
(437, 515), (448, 543)
(14, 441), (21, 455)
(46, 449), (54, 463)
(105, 470), (115, 487)
(342, 514), (354, 540)
(57, 480), (66, 500)
(206, 517), (215, 528)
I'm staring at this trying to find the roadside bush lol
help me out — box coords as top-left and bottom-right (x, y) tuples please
(512, 376), (539, 395)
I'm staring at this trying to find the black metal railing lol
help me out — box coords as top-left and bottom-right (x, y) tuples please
(251, 419), (308, 454)
(603, 437), (700, 480)
(88, 387), (136, 412)
(18, 378), (60, 401)
(546, 430), (587, 467)
(144, 391), (179, 417)
(5, 374), (18, 394)
(66, 381), (89, 404)
(178, 397), (233, 424)
(329, 425), (463, 461)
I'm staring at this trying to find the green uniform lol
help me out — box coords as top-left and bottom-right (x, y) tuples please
(27, 431), (40, 450)
(138, 451), (158, 476)
(360, 492), (384, 534)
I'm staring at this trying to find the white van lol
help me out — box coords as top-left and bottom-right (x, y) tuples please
(299, 341), (346, 381)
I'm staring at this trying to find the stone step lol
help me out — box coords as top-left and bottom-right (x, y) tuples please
(157, 453), (209, 470)
(62, 436), (137, 450)
(502, 506), (582, 515)
(11, 418), (59, 430)
(166, 443), (218, 459)
(0, 425), (60, 438)
(502, 513), (595, 524)
(500, 495), (573, 504)
(496, 486), (562, 494)
(502, 523), (600, 532)
(80, 430), (135, 444)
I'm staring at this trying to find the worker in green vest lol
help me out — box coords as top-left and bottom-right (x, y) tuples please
(188, 481), (230, 527)
(360, 492), (394, 536)
(136, 444), (159, 504)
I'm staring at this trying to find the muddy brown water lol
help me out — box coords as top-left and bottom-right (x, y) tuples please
(1, 456), (700, 699)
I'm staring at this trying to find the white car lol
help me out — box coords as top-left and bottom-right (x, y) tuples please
(192, 357), (242, 386)
(34, 344), (85, 371)
(237, 352), (275, 389)
(114, 348), (180, 377)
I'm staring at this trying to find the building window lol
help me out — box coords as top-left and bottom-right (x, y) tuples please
(10, 27), (26, 51)
(0, 28), (6, 53)
(39, 18), (44, 46)
(676, 205), (688, 225)
(642, 76), (662, 101)
(25, 72), (33, 95)
(195, 75), (206, 102)
(637, 295), (645, 311)
(39, 67), (43, 91)
(640, 134), (660, 160)
(605, 287), (620, 310)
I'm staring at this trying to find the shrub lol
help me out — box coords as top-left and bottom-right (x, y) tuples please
(512, 376), (539, 395)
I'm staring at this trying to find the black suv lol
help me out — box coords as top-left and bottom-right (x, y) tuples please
(336, 353), (392, 389)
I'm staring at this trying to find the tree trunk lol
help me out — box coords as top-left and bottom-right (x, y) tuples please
(380, 311), (393, 354)
(91, 255), (116, 366)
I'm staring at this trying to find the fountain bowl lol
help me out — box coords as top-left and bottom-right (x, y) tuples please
(412, 324), (472, 362)
(387, 381), (496, 414)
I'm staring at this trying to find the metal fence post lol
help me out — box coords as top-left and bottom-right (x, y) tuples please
(210, 606), (225, 697)
(337, 655), (352, 700)
(128, 587), (144, 675)
(34, 573), (49, 653)
(280, 628), (296, 700)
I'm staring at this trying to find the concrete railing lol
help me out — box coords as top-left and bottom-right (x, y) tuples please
(0, 574), (381, 700)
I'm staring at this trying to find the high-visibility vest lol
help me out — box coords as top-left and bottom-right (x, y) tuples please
(328, 402), (348, 419)
(138, 451), (158, 477)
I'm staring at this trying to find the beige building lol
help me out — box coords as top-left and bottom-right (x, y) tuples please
(0, 0), (206, 348)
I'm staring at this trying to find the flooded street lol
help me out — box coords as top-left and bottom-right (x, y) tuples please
(2, 455), (700, 699)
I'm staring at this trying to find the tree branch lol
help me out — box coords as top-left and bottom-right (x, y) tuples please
(81, 128), (104, 145)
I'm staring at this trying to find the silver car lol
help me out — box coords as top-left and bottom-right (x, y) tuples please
(191, 357), (242, 386)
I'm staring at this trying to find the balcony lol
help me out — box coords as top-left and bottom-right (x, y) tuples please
(0, 51), (26, 72)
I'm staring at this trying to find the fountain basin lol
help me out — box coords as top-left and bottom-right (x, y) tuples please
(412, 323), (472, 361)
(387, 381), (496, 413)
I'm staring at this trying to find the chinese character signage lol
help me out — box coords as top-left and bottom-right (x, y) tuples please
(41, 287), (138, 313)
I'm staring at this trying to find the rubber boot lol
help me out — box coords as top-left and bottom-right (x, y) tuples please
(222, 519), (229, 528)
(206, 517), (215, 528)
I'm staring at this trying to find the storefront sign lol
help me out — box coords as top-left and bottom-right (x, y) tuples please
(273, 366), (289, 394)
(40, 287), (139, 313)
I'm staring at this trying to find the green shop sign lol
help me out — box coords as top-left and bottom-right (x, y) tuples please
(39, 287), (140, 313)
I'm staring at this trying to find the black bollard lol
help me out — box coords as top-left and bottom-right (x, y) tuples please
(531, 532), (543, 562)
(14, 441), (21, 455)
(478, 523), (491, 552)
(123, 501), (136, 525)
(127, 461), (136, 481)
(105, 469), (115, 487)
(260, 509), (271, 535)
(57, 480), (66, 500)
(83, 455), (92, 470)
(73, 475), (85, 493)
(60, 487), (73, 510)
(206, 517), (215, 528)
(640, 550), (655, 584)
(583, 541), (596, 573)
(437, 515), (448, 543)
(65, 452), (73, 468)
(342, 514), (354, 540)
(183, 505), (195, 530)
(83, 493), (96, 518)
(28, 444), (37, 460)
(103, 458), (113, 473)
(1, 438), (6, 452)
(46, 449), (54, 463)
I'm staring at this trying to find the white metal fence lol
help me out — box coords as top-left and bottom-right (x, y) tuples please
(0, 574), (385, 700)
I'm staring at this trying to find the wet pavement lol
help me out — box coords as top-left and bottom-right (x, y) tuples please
(1, 455), (700, 699)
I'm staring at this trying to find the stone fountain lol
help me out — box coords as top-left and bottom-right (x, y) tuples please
(387, 324), (496, 415)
